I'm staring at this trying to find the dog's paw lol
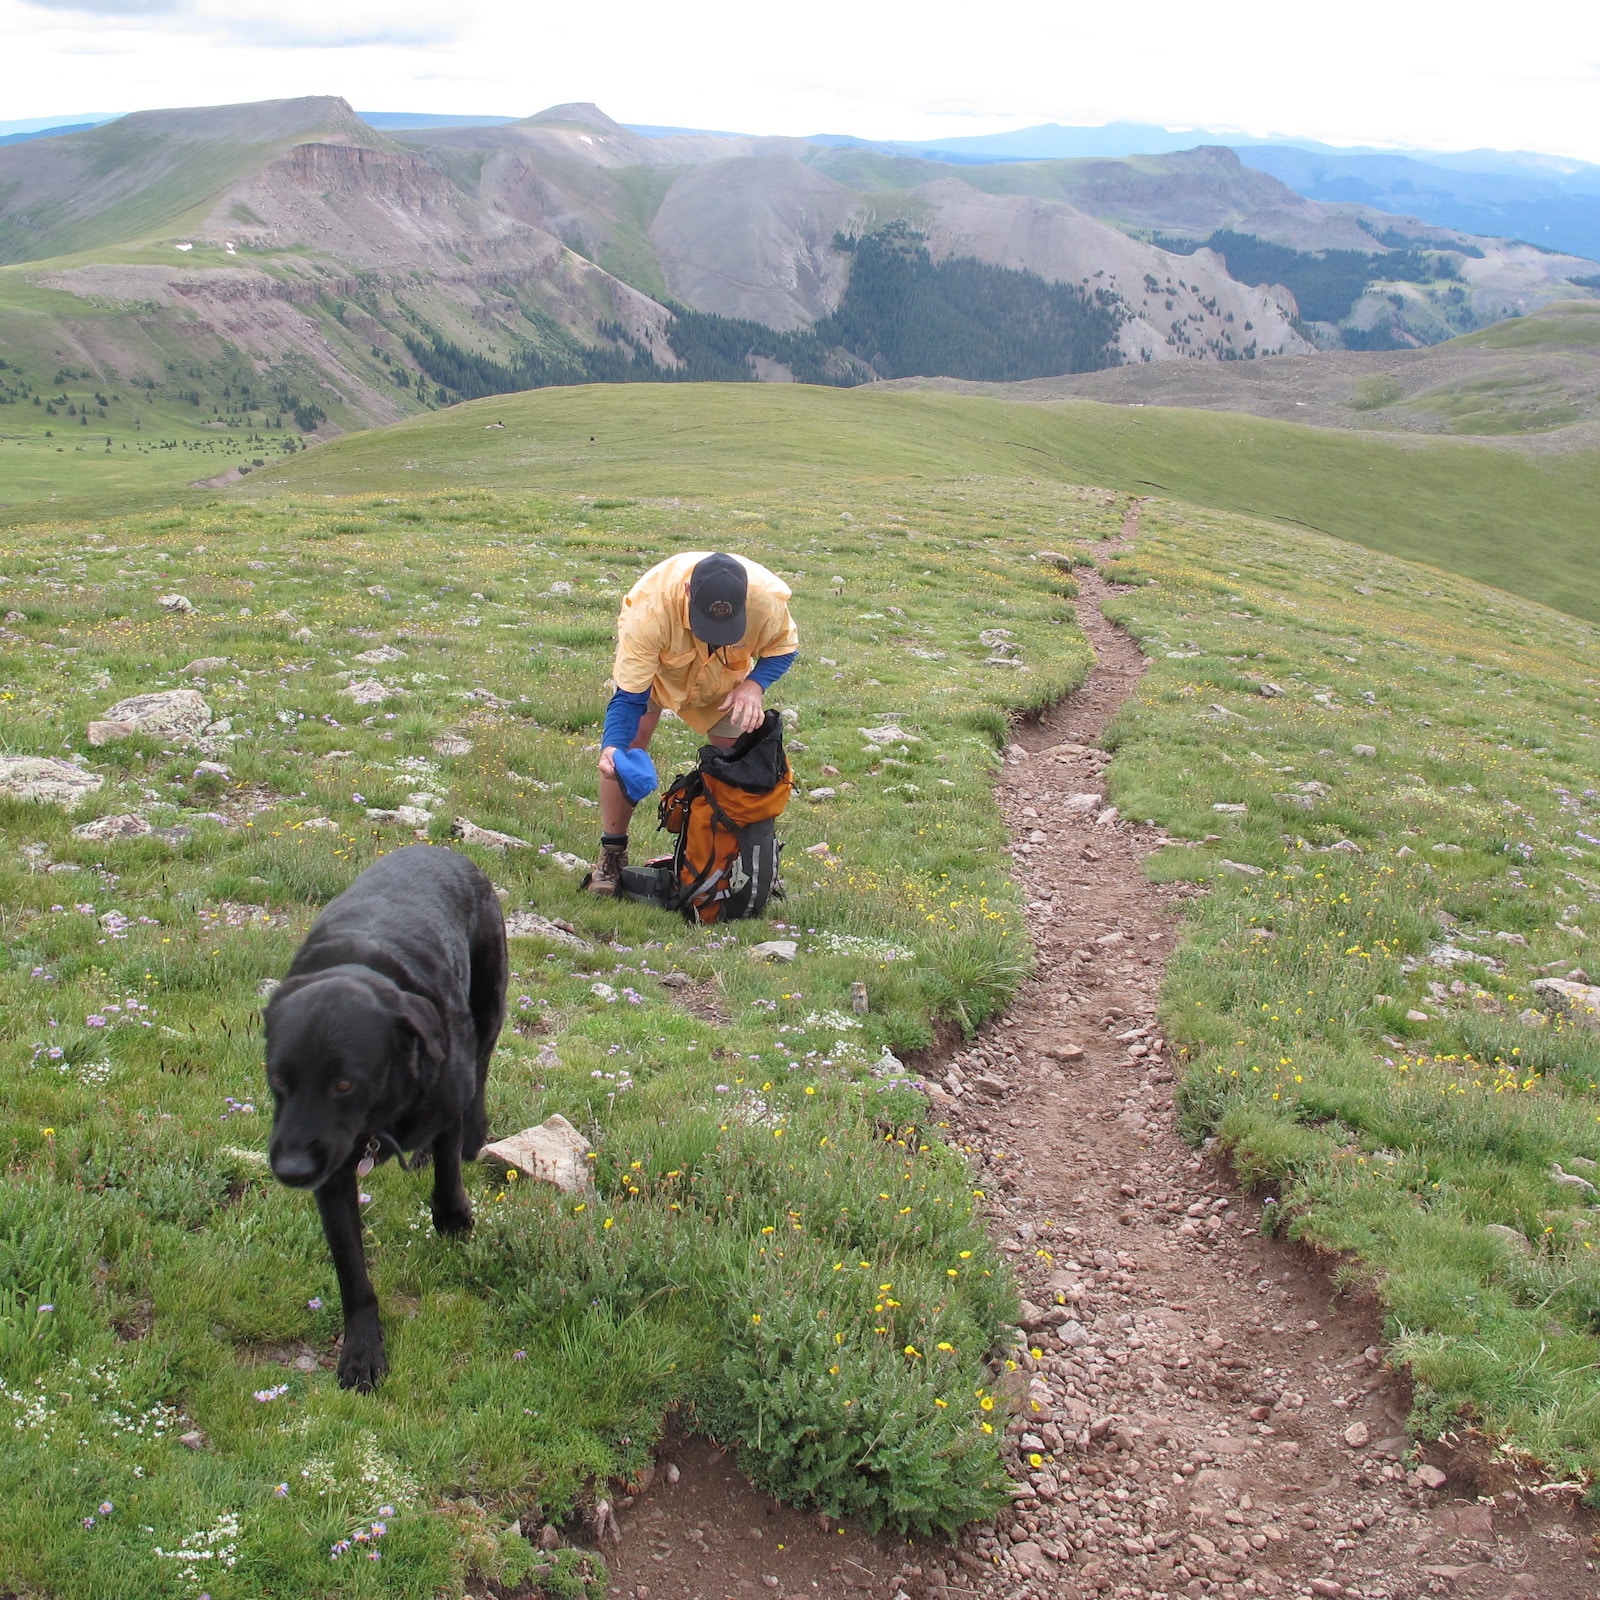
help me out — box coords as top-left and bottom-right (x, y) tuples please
(337, 1337), (388, 1392)
(432, 1202), (474, 1237)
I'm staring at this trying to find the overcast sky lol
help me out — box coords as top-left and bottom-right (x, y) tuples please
(4, 0), (1599, 161)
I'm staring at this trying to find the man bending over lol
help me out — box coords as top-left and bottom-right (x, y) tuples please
(587, 550), (798, 895)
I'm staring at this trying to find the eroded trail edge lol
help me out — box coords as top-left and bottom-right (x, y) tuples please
(608, 551), (1594, 1600)
(920, 562), (1593, 1600)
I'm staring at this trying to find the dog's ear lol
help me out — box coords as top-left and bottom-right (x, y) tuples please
(395, 992), (447, 1063)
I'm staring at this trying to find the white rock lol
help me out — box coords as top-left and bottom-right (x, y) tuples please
(1220, 859), (1264, 877)
(353, 645), (407, 665)
(549, 851), (590, 871)
(95, 689), (212, 746)
(478, 1115), (594, 1193)
(157, 593), (194, 613)
(343, 679), (397, 706)
(807, 787), (837, 802)
(859, 725), (918, 745)
(0, 755), (104, 806)
(1213, 803), (1247, 813)
(450, 817), (528, 851)
(182, 657), (229, 676)
(750, 940), (798, 963)
(71, 812), (152, 842)
(505, 911), (591, 950)
(1533, 978), (1600, 1029)
(432, 733), (473, 756)
(1352, 744), (1377, 757)
(1343, 1420), (1370, 1449)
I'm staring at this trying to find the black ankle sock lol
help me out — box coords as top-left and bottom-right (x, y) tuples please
(601, 833), (628, 850)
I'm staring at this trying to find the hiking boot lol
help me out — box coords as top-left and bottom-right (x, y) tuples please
(585, 841), (628, 896)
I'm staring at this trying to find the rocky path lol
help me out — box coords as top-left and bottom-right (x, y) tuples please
(606, 550), (1598, 1600)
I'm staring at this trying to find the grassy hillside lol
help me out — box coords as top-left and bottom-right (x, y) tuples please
(4, 395), (1600, 1587)
(243, 381), (1600, 625)
(0, 98), (386, 265)
(0, 481), (1098, 1596)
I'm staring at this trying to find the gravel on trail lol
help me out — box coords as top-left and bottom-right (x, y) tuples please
(606, 533), (1599, 1600)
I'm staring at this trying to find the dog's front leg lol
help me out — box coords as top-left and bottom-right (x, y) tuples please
(315, 1165), (387, 1391)
(431, 1124), (474, 1236)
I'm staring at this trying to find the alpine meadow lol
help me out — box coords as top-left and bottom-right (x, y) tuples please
(2, 75), (1600, 1600)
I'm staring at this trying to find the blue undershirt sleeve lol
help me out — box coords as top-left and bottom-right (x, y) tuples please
(748, 651), (797, 691)
(602, 687), (651, 750)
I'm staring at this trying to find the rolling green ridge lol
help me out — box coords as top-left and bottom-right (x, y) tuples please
(241, 382), (1600, 626)
(4, 377), (1600, 1588)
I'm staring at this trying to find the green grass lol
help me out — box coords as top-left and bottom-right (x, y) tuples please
(243, 382), (1600, 625)
(1089, 511), (1600, 1483)
(7, 376), (1600, 1587)
(0, 483), (1102, 1596)
(1457, 300), (1600, 350)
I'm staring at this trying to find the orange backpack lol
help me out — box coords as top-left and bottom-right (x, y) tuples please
(652, 712), (792, 923)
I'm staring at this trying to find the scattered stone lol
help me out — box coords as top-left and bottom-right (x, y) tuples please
(1413, 1463), (1448, 1490)
(1220, 859), (1264, 876)
(0, 755), (103, 807)
(548, 851), (589, 871)
(505, 911), (591, 950)
(156, 593), (194, 613)
(1257, 683), (1284, 697)
(192, 760), (230, 779)
(257, 978), (280, 1000)
(477, 1115), (594, 1193)
(451, 817), (530, 851)
(182, 657), (229, 676)
(1342, 1420), (1370, 1448)
(1212, 802), (1247, 814)
(1532, 978), (1600, 1030)
(343, 679), (398, 706)
(1432, 842), (1464, 855)
(806, 787), (837, 802)
(1549, 1164), (1597, 1193)
(70, 813), (152, 842)
(432, 733), (473, 756)
(1352, 743), (1377, 757)
(93, 689), (212, 746)
(750, 940), (798, 963)
(859, 724), (918, 746)
(1484, 1223), (1533, 1255)
(353, 645), (407, 664)
(1406, 1009), (1430, 1023)
(850, 981), (869, 1015)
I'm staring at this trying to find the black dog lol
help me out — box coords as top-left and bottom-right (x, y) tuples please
(264, 845), (507, 1389)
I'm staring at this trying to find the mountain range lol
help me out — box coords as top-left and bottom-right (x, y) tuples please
(0, 95), (1594, 445)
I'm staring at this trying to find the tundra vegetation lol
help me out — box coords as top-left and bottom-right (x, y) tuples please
(0, 382), (1598, 1594)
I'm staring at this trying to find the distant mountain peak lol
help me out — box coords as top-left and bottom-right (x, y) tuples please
(522, 103), (629, 137)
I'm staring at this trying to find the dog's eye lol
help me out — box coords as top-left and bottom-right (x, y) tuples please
(334, 1079), (353, 1095)
(269, 1076), (286, 1093)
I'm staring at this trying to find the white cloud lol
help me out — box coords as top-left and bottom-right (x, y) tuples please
(0, 0), (1596, 162)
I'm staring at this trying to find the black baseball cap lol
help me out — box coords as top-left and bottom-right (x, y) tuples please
(688, 553), (748, 648)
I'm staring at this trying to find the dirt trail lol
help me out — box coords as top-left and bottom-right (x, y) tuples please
(606, 541), (1597, 1600)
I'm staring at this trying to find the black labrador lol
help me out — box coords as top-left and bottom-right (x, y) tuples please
(264, 845), (507, 1389)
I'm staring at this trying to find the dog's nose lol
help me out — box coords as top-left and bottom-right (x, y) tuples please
(270, 1147), (322, 1187)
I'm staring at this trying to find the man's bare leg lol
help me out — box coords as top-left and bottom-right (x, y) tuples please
(589, 707), (663, 894)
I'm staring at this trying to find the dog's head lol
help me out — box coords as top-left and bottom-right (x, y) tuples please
(264, 970), (445, 1188)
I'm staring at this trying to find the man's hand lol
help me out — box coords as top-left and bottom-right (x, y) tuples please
(718, 679), (765, 734)
(598, 746), (618, 777)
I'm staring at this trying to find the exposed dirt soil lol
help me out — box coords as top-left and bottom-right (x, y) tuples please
(608, 537), (1600, 1600)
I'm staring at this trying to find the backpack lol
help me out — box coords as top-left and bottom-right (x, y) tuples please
(622, 711), (792, 923)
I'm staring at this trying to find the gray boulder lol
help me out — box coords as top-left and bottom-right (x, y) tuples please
(0, 755), (103, 806)
(91, 689), (212, 747)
